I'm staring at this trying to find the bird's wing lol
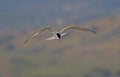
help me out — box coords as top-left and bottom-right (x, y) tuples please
(60, 26), (96, 33)
(24, 26), (53, 44)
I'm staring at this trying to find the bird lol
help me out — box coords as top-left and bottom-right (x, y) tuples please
(24, 26), (96, 44)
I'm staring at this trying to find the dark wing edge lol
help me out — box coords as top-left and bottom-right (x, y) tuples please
(60, 26), (96, 33)
(24, 32), (39, 44)
(24, 27), (53, 44)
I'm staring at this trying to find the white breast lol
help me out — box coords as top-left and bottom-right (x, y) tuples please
(46, 32), (59, 40)
(46, 36), (59, 40)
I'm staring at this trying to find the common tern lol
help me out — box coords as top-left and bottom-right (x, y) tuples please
(24, 26), (96, 44)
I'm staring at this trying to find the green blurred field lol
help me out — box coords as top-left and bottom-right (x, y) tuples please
(0, 16), (120, 77)
(0, 48), (120, 77)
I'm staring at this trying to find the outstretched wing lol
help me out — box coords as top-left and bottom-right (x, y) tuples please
(60, 26), (96, 33)
(24, 26), (53, 44)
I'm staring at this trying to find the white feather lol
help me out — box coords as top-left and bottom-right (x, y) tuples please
(46, 36), (58, 40)
(61, 33), (67, 37)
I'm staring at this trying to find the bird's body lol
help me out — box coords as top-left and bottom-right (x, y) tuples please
(46, 32), (67, 40)
(24, 26), (96, 44)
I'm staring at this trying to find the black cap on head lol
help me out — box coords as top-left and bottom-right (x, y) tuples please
(56, 33), (61, 39)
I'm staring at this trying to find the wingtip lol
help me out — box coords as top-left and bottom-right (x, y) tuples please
(92, 30), (97, 33)
(24, 39), (28, 44)
(90, 29), (96, 33)
(24, 41), (27, 44)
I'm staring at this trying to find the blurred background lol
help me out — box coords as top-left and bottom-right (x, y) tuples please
(0, 0), (120, 77)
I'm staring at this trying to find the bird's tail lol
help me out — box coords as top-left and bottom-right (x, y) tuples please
(61, 33), (67, 37)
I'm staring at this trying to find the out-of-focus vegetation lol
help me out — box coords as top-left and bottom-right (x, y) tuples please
(0, 16), (120, 77)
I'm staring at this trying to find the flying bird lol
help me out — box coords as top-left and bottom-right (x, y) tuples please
(24, 26), (96, 44)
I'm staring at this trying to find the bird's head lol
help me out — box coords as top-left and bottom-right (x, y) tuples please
(56, 33), (61, 39)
